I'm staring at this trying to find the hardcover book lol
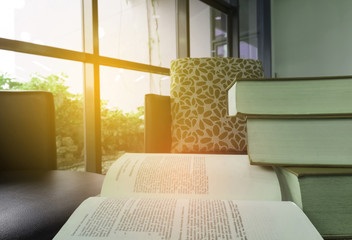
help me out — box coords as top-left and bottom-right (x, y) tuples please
(246, 118), (352, 167)
(274, 166), (352, 239)
(227, 76), (352, 117)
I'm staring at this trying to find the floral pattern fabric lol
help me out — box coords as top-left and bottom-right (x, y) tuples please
(170, 57), (264, 153)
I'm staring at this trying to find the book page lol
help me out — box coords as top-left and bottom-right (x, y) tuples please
(54, 197), (322, 240)
(101, 153), (281, 200)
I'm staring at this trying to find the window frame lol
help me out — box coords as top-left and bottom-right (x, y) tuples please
(176, 0), (239, 58)
(199, 0), (239, 57)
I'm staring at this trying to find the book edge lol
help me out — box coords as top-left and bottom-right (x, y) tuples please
(244, 113), (352, 119)
(248, 155), (352, 169)
(322, 234), (352, 239)
(236, 75), (352, 82)
(282, 167), (352, 177)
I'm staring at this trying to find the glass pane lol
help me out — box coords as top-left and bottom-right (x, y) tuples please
(0, 50), (85, 171)
(213, 10), (227, 39)
(0, 0), (83, 51)
(223, 0), (236, 6)
(190, 0), (228, 57)
(100, 66), (170, 174)
(216, 43), (227, 57)
(98, 0), (176, 67)
(239, 0), (258, 59)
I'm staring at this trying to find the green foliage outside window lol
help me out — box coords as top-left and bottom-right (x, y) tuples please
(0, 73), (144, 171)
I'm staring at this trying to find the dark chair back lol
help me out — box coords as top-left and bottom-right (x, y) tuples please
(144, 94), (172, 153)
(0, 91), (56, 170)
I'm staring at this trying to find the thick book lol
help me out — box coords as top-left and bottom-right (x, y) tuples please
(53, 153), (322, 239)
(247, 118), (352, 167)
(274, 166), (352, 239)
(227, 76), (352, 117)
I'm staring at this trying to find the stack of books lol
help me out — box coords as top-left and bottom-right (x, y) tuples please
(227, 75), (352, 239)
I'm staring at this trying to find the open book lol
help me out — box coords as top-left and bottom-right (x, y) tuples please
(54, 153), (322, 240)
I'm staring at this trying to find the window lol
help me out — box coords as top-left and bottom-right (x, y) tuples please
(100, 66), (170, 173)
(98, 0), (174, 173)
(0, 0), (240, 173)
(239, 0), (258, 59)
(0, 50), (85, 170)
(189, 0), (234, 58)
(211, 8), (228, 57)
(0, 0), (172, 173)
(98, 0), (176, 67)
(0, 0), (83, 51)
(239, 0), (272, 76)
(223, 0), (236, 6)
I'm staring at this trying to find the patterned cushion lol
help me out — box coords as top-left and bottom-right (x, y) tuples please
(170, 57), (264, 153)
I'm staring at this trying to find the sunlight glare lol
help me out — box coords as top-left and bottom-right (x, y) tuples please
(20, 31), (31, 41)
(13, 0), (26, 9)
(135, 75), (145, 82)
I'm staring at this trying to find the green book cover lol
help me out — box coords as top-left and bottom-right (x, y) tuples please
(247, 118), (352, 167)
(227, 76), (352, 117)
(274, 166), (352, 239)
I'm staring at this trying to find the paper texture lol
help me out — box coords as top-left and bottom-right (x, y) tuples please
(54, 153), (322, 240)
(101, 153), (281, 201)
(54, 197), (322, 240)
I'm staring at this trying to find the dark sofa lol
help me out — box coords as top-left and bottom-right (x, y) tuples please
(0, 91), (104, 240)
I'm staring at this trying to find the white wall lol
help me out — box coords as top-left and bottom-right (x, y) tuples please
(271, 0), (352, 77)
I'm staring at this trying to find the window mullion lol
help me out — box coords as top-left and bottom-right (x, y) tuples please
(176, 0), (190, 58)
(82, 0), (102, 173)
(228, 8), (239, 57)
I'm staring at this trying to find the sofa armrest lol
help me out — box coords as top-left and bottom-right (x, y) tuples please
(144, 94), (171, 153)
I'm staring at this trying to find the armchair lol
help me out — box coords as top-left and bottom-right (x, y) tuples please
(145, 93), (172, 153)
(145, 57), (264, 154)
